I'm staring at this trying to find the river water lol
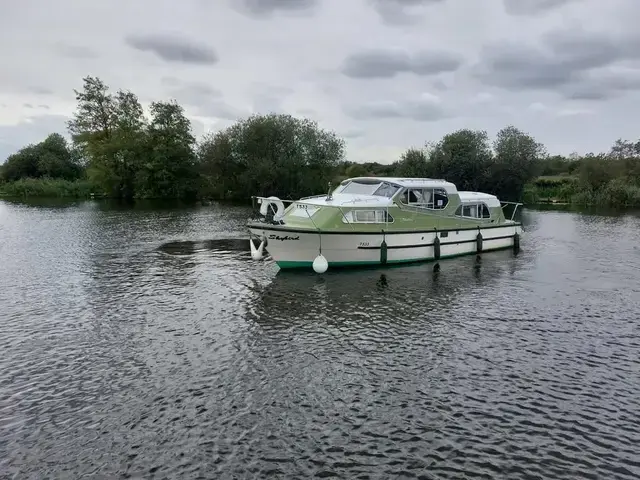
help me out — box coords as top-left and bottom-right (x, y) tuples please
(1, 198), (639, 479)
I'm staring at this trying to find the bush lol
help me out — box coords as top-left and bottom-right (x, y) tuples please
(596, 178), (640, 207)
(570, 190), (595, 205)
(0, 178), (93, 198)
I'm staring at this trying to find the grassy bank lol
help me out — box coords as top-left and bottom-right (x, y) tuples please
(0, 178), (94, 198)
(524, 175), (640, 207)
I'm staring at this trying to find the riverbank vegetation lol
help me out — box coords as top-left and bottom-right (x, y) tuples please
(1, 75), (639, 207)
(522, 144), (640, 206)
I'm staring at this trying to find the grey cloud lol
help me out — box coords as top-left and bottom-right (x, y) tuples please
(475, 28), (640, 96)
(250, 84), (293, 113)
(162, 78), (244, 121)
(543, 29), (636, 70)
(341, 48), (462, 79)
(125, 34), (218, 65)
(237, 0), (317, 16)
(295, 107), (317, 118)
(252, 94), (283, 113)
(160, 76), (181, 87)
(23, 103), (33, 109)
(0, 115), (71, 162)
(54, 43), (99, 59)
(164, 77), (223, 104)
(190, 118), (207, 139)
(368, 0), (446, 25)
(413, 51), (463, 75)
(564, 70), (640, 101)
(28, 86), (53, 95)
(345, 98), (446, 122)
(342, 128), (365, 139)
(565, 89), (609, 101)
(432, 79), (448, 91)
(199, 101), (246, 121)
(475, 43), (578, 89)
(504, 0), (582, 15)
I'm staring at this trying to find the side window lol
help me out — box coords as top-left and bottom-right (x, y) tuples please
(400, 188), (448, 209)
(343, 210), (394, 223)
(462, 204), (477, 218)
(456, 202), (491, 219)
(355, 210), (376, 222)
(408, 189), (427, 205)
(375, 210), (392, 223)
(432, 188), (448, 209)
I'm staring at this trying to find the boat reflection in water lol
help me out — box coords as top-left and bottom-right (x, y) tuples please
(244, 248), (524, 333)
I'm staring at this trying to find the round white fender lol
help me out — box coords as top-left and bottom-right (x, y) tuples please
(259, 196), (285, 221)
(249, 238), (264, 260)
(312, 254), (328, 273)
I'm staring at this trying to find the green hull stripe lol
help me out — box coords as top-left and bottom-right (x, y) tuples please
(357, 234), (515, 250)
(275, 245), (515, 270)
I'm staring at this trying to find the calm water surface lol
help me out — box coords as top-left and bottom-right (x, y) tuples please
(1, 199), (639, 479)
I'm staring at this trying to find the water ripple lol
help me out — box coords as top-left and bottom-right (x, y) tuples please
(1, 200), (639, 479)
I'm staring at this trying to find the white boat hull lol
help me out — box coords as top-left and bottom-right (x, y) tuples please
(248, 223), (522, 269)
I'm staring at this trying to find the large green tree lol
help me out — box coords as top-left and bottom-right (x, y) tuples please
(138, 100), (197, 199)
(67, 76), (121, 196)
(490, 125), (545, 200)
(392, 148), (430, 178)
(1, 133), (82, 182)
(198, 113), (345, 200)
(66, 76), (197, 200)
(428, 129), (493, 191)
(111, 90), (148, 199)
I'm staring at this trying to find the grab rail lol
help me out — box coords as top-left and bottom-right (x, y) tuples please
(500, 201), (523, 221)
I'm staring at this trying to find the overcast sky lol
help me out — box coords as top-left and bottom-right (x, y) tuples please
(1, 0), (639, 163)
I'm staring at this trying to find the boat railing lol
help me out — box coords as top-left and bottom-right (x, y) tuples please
(500, 200), (523, 221)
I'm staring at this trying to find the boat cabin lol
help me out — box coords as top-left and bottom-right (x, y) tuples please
(334, 177), (457, 208)
(455, 191), (501, 219)
(330, 177), (504, 222)
(252, 175), (512, 230)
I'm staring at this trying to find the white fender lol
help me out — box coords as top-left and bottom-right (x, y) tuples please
(249, 238), (264, 260)
(312, 254), (328, 273)
(259, 196), (285, 221)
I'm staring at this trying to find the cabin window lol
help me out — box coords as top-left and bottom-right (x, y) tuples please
(342, 209), (394, 224)
(480, 204), (491, 218)
(400, 188), (448, 209)
(455, 203), (491, 219)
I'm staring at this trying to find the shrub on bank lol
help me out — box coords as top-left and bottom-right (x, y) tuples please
(0, 178), (93, 198)
(596, 179), (640, 207)
(524, 177), (640, 207)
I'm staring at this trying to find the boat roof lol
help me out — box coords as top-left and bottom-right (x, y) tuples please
(343, 176), (457, 189)
(458, 191), (501, 207)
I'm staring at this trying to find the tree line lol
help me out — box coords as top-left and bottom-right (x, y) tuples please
(1, 75), (639, 207)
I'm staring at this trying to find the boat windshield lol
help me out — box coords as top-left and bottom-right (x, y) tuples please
(373, 182), (400, 198)
(339, 180), (399, 198)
